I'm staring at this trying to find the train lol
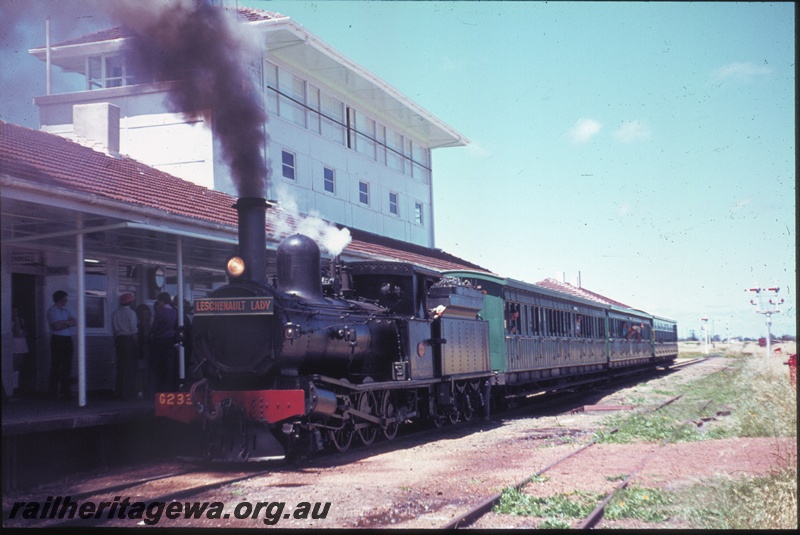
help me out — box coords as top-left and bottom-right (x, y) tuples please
(155, 198), (678, 462)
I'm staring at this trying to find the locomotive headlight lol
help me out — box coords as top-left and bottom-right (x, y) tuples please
(226, 255), (246, 278)
(284, 323), (299, 340)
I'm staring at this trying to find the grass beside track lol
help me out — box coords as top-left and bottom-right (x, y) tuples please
(494, 351), (797, 529)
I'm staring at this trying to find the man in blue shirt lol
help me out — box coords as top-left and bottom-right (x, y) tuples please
(46, 290), (76, 400)
(150, 292), (177, 394)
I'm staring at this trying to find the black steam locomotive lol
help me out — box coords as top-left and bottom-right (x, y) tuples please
(156, 198), (677, 461)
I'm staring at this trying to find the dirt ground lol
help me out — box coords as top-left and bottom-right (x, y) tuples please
(177, 355), (797, 528)
(6, 352), (796, 529)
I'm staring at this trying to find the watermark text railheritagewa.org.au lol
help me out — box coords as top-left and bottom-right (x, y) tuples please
(8, 496), (331, 526)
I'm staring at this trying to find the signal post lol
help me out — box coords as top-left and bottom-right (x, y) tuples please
(746, 287), (784, 357)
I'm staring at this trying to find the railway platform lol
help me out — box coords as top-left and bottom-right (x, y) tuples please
(1, 394), (180, 492)
(2, 394), (153, 436)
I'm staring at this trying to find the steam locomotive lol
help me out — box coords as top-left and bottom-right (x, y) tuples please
(156, 198), (678, 462)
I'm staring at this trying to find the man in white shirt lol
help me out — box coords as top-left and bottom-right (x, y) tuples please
(112, 293), (140, 400)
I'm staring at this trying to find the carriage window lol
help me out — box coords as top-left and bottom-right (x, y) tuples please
(506, 302), (520, 335)
(521, 305), (528, 336)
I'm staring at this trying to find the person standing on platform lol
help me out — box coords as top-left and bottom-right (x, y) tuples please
(150, 292), (177, 394)
(136, 303), (152, 398)
(11, 307), (30, 400)
(47, 290), (76, 400)
(112, 293), (139, 400)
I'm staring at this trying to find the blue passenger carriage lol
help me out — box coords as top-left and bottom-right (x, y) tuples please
(605, 306), (653, 368)
(652, 315), (679, 365)
(444, 271), (610, 395)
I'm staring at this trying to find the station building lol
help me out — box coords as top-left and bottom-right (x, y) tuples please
(0, 6), (480, 403)
(27, 7), (468, 248)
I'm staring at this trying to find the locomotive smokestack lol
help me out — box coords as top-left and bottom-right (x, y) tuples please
(234, 197), (269, 284)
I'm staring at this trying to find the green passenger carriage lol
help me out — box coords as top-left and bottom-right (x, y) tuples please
(443, 270), (677, 398)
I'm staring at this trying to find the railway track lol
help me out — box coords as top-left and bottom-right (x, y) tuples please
(442, 356), (710, 529)
(3, 463), (277, 528)
(4, 359), (703, 529)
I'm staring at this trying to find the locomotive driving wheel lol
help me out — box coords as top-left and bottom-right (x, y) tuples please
(448, 407), (460, 425)
(380, 390), (399, 440)
(457, 382), (474, 422)
(355, 391), (378, 446)
(328, 423), (353, 452)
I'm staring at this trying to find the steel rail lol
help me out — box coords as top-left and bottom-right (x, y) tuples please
(574, 452), (657, 530)
(41, 468), (275, 528)
(441, 392), (685, 529)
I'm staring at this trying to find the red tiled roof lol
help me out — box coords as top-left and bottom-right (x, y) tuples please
(0, 120), (486, 273)
(34, 8), (285, 49)
(1, 120), (238, 227)
(536, 278), (631, 308)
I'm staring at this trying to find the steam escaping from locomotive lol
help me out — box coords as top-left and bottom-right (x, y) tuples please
(115, 0), (269, 199)
(272, 184), (352, 257)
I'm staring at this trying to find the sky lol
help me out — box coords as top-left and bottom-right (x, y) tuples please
(0, 1), (795, 339)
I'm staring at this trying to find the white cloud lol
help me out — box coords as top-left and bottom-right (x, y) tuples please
(613, 120), (651, 143)
(465, 141), (491, 158)
(711, 61), (772, 82)
(731, 198), (752, 213)
(568, 118), (602, 143)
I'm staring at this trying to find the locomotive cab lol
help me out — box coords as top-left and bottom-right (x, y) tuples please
(348, 261), (440, 320)
(347, 262), (441, 381)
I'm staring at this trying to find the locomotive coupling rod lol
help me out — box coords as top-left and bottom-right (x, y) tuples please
(346, 407), (383, 426)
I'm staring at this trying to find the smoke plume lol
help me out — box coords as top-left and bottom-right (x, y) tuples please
(114, 0), (268, 198)
(273, 184), (352, 257)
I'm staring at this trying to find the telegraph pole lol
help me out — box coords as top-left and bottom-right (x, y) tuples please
(746, 287), (784, 357)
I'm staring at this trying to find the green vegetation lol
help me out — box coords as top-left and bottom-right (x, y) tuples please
(605, 486), (671, 522)
(494, 487), (598, 525)
(671, 467), (797, 529)
(669, 354), (797, 529)
(494, 351), (797, 528)
(595, 355), (797, 444)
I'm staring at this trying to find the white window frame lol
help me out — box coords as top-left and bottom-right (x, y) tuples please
(323, 166), (335, 194)
(86, 54), (136, 90)
(358, 181), (370, 205)
(281, 150), (296, 180)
